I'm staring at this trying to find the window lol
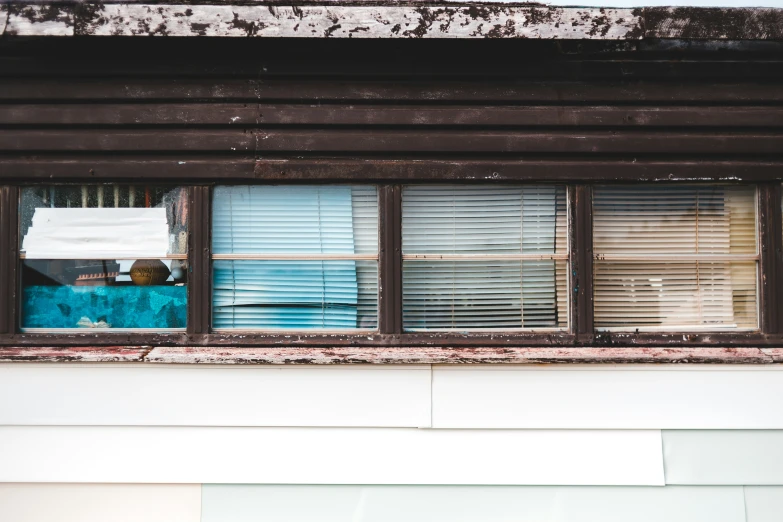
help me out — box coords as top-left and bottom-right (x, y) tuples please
(401, 185), (568, 331)
(19, 185), (188, 331)
(4, 180), (780, 345)
(211, 185), (378, 330)
(593, 185), (757, 331)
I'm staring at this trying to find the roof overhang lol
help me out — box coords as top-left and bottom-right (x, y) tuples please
(1, 2), (783, 39)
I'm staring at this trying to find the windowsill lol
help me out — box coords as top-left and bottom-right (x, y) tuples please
(0, 346), (781, 365)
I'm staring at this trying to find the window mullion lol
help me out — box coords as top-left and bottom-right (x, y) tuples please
(573, 184), (594, 339)
(758, 183), (783, 334)
(188, 185), (212, 336)
(378, 184), (402, 334)
(0, 186), (19, 335)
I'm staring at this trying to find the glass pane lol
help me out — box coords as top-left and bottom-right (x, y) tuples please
(593, 185), (757, 255)
(402, 185), (567, 331)
(403, 260), (568, 330)
(19, 185), (188, 331)
(594, 261), (757, 331)
(593, 184), (758, 331)
(213, 185), (377, 255)
(213, 260), (377, 330)
(403, 185), (567, 255)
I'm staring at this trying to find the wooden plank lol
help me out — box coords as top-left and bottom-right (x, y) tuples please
(0, 103), (258, 125)
(252, 130), (783, 154)
(253, 105), (783, 127)
(3, 80), (783, 103)
(0, 426), (664, 485)
(643, 7), (783, 40)
(13, 5), (640, 40)
(143, 346), (776, 365)
(0, 364), (432, 428)
(0, 157), (255, 180)
(5, 128), (783, 154)
(200, 485), (746, 522)
(253, 158), (783, 183)
(0, 129), (255, 152)
(431, 365), (783, 429)
(663, 430), (783, 484)
(0, 79), (258, 100)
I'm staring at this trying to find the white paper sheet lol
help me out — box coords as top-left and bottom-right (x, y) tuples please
(22, 208), (170, 259)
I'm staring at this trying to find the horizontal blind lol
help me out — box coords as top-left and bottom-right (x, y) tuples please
(593, 185), (757, 331)
(402, 185), (567, 331)
(212, 185), (378, 330)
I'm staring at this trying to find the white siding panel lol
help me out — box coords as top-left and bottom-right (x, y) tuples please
(201, 485), (745, 522)
(0, 364), (431, 428)
(432, 365), (783, 429)
(745, 486), (783, 522)
(663, 430), (783, 485)
(0, 427), (664, 485)
(0, 483), (201, 522)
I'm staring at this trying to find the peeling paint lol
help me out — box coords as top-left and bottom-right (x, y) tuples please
(2, 4), (781, 40)
(138, 346), (781, 364)
(4, 4), (639, 39)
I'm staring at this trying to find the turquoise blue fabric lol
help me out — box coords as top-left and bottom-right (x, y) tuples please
(22, 285), (187, 329)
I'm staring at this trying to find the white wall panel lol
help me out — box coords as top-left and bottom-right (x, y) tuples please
(0, 483), (201, 522)
(201, 485), (745, 522)
(663, 430), (783, 485)
(745, 487), (783, 522)
(432, 365), (783, 429)
(0, 426), (664, 485)
(0, 363), (431, 427)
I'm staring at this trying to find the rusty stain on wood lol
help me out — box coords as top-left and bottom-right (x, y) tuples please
(2, 3), (782, 40)
(1, 346), (780, 364)
(144, 346), (782, 364)
(0, 346), (149, 362)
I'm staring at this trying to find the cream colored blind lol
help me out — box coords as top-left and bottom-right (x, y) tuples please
(593, 185), (757, 331)
(402, 185), (568, 331)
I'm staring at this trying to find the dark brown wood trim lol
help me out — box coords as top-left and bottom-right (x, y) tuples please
(2, 158), (782, 183)
(759, 183), (783, 334)
(574, 185), (594, 341)
(254, 159), (783, 183)
(187, 186), (212, 335)
(0, 186), (19, 335)
(378, 185), (401, 334)
(3, 331), (782, 348)
(4, 104), (783, 127)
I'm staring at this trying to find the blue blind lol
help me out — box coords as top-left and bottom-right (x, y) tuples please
(212, 186), (377, 330)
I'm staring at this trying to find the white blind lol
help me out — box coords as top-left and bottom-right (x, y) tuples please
(212, 185), (378, 330)
(402, 185), (567, 331)
(593, 185), (757, 331)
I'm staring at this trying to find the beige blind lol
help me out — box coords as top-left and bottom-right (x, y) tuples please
(593, 185), (757, 331)
(402, 185), (568, 331)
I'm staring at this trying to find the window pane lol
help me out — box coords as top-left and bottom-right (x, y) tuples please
(593, 185), (758, 331)
(213, 260), (377, 330)
(402, 185), (568, 331)
(19, 185), (188, 331)
(213, 185), (377, 255)
(212, 185), (378, 330)
(404, 260), (567, 330)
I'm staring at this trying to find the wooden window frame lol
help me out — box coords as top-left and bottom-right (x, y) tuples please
(1, 170), (782, 348)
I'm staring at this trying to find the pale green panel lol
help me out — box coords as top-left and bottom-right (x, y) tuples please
(745, 487), (783, 522)
(201, 485), (745, 522)
(663, 430), (783, 485)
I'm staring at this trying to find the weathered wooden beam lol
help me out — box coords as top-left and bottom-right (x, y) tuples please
(3, 3), (782, 40)
(2, 4), (642, 39)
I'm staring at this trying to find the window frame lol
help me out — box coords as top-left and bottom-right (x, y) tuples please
(0, 171), (781, 348)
